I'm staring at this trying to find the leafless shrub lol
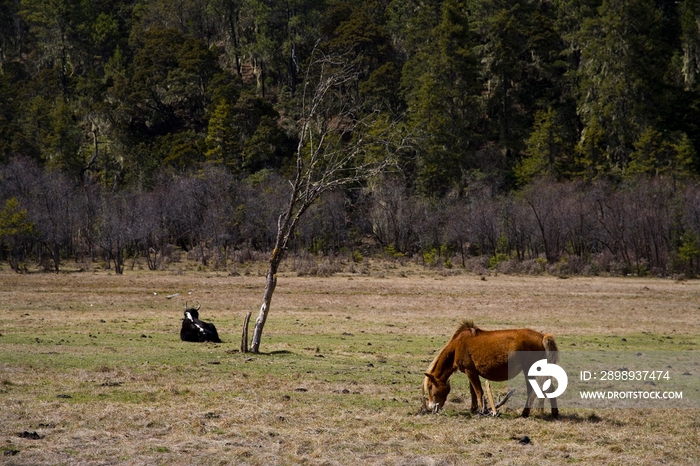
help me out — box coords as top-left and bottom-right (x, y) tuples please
(291, 250), (314, 271)
(186, 247), (210, 264)
(605, 260), (630, 276)
(365, 177), (424, 255)
(294, 257), (342, 277)
(316, 259), (343, 277)
(520, 259), (547, 275)
(291, 251), (343, 277)
(97, 190), (140, 274)
(437, 268), (462, 277)
(232, 249), (268, 264)
(462, 256), (490, 275)
(159, 244), (179, 267)
(548, 256), (591, 276)
(493, 259), (529, 275)
(4, 154), (700, 280)
(296, 191), (349, 255)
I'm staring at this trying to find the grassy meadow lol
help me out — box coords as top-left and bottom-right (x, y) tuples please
(1, 259), (699, 465)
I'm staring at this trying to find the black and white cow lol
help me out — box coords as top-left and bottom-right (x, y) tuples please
(180, 303), (221, 343)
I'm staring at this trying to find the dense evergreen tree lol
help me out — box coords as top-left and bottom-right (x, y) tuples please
(470, 0), (564, 177)
(0, 0), (697, 188)
(3, 0), (700, 276)
(401, 0), (481, 195)
(576, 0), (668, 170)
(516, 107), (577, 184)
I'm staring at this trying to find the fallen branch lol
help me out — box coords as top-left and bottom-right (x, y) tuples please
(495, 388), (516, 410)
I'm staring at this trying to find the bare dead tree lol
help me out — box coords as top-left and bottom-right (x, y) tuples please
(366, 177), (424, 255)
(247, 48), (404, 353)
(29, 170), (78, 272)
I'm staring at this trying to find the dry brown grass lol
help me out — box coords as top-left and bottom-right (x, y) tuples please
(1, 260), (699, 465)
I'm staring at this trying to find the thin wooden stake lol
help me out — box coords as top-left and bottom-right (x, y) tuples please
(241, 312), (252, 353)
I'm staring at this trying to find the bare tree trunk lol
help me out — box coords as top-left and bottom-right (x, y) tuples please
(60, 38), (68, 99)
(48, 242), (60, 273)
(199, 241), (207, 266)
(250, 251), (281, 353)
(253, 58), (265, 98)
(226, 3), (242, 76)
(288, 41), (297, 97)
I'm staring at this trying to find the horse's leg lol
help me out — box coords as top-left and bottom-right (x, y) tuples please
(468, 378), (478, 413)
(522, 377), (534, 418)
(520, 354), (543, 418)
(466, 372), (484, 414)
(549, 393), (559, 419)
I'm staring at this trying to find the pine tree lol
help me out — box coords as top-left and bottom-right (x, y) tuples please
(471, 0), (563, 167)
(576, 0), (667, 169)
(680, 0), (700, 90)
(626, 128), (695, 179)
(205, 100), (237, 168)
(517, 107), (575, 184)
(401, 0), (481, 195)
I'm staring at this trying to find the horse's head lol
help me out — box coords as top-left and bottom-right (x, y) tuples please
(423, 373), (450, 413)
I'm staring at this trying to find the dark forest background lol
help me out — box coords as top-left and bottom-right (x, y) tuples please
(3, 0), (700, 277)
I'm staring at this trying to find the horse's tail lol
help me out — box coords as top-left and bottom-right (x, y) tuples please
(543, 334), (558, 364)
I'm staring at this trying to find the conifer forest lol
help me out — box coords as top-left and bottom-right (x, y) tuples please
(3, 0), (700, 277)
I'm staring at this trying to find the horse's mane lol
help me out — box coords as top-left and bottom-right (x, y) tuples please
(426, 343), (455, 375)
(452, 320), (479, 340)
(426, 321), (477, 375)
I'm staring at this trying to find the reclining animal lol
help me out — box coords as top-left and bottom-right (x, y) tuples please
(180, 303), (221, 343)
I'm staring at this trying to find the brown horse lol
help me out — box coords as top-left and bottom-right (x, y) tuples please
(423, 320), (559, 418)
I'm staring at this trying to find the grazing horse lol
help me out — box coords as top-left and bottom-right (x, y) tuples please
(180, 303), (222, 343)
(423, 320), (559, 418)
